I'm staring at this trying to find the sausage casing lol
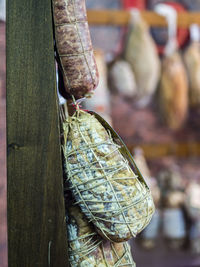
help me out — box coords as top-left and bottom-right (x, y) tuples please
(53, 0), (99, 99)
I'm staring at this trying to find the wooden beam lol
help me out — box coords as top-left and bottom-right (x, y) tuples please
(87, 9), (200, 27)
(127, 143), (200, 159)
(7, 0), (68, 266)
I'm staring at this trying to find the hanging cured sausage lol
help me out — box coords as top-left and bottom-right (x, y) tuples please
(124, 10), (160, 105)
(184, 42), (200, 107)
(109, 60), (137, 98)
(52, 0), (99, 99)
(159, 52), (188, 130)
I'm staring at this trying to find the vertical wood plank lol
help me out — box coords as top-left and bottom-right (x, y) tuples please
(6, 0), (68, 266)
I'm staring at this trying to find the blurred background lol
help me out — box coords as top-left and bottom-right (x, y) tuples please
(84, 1), (200, 267)
(2, 0), (200, 267)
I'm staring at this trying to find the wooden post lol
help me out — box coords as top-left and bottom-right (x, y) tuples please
(6, 0), (68, 266)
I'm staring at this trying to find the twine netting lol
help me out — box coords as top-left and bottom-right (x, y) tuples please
(66, 205), (136, 267)
(62, 108), (155, 242)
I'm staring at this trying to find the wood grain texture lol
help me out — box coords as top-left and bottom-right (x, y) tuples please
(87, 10), (200, 27)
(6, 0), (68, 266)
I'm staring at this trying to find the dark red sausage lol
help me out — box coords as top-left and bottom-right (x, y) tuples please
(53, 0), (99, 99)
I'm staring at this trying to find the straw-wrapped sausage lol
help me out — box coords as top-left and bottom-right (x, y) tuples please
(66, 204), (136, 266)
(62, 109), (155, 242)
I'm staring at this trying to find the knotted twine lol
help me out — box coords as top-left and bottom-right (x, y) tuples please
(67, 205), (136, 267)
(62, 105), (155, 242)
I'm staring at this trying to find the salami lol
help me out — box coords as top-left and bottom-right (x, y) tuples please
(53, 0), (99, 99)
(62, 108), (155, 242)
(66, 204), (136, 266)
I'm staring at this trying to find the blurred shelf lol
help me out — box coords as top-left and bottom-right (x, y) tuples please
(127, 143), (200, 159)
(87, 10), (200, 27)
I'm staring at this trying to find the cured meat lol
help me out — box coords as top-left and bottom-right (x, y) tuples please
(109, 60), (137, 98)
(66, 204), (136, 266)
(124, 11), (160, 104)
(159, 52), (188, 130)
(62, 109), (155, 242)
(53, 0), (99, 99)
(184, 42), (200, 107)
